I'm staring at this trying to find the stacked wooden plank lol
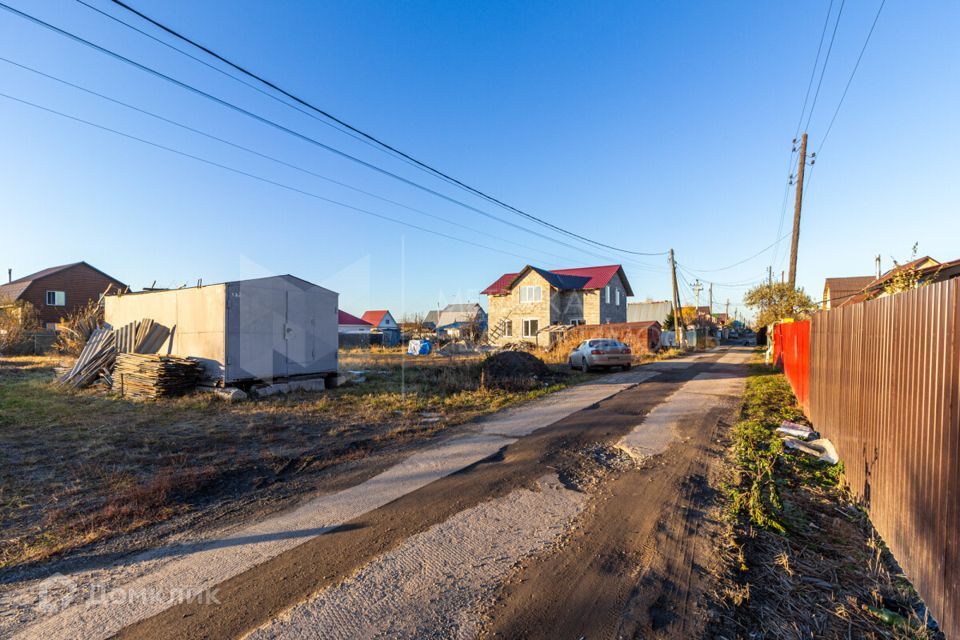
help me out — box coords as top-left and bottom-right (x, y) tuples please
(113, 353), (203, 399)
(114, 321), (138, 354)
(114, 319), (171, 354)
(58, 327), (116, 388)
(133, 319), (171, 354)
(57, 318), (173, 389)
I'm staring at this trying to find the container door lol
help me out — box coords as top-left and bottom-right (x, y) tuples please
(284, 288), (311, 376)
(226, 281), (287, 382)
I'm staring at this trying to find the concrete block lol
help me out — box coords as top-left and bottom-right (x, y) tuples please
(198, 386), (248, 402)
(287, 379), (327, 393)
(254, 382), (290, 397)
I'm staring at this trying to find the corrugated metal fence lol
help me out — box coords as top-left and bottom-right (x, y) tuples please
(774, 320), (811, 413)
(800, 278), (960, 636)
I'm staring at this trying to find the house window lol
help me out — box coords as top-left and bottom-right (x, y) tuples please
(519, 285), (542, 303)
(522, 318), (539, 338)
(45, 290), (66, 306)
(615, 289), (620, 306)
(605, 286), (610, 304)
(500, 319), (513, 337)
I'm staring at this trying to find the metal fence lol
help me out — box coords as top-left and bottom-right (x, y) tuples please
(773, 320), (811, 413)
(807, 278), (959, 636)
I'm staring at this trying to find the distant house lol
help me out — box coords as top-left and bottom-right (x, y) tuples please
(422, 310), (439, 330)
(833, 256), (960, 308)
(361, 309), (401, 346)
(338, 310), (372, 334)
(822, 276), (874, 310)
(338, 310), (372, 348)
(482, 264), (633, 347)
(437, 303), (487, 336)
(0, 261), (125, 329)
(627, 300), (672, 325)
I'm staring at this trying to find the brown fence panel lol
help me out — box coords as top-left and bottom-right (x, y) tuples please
(808, 278), (959, 636)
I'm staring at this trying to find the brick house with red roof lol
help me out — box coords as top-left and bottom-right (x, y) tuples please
(481, 264), (633, 347)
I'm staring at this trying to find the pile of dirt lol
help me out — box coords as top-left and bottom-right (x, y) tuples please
(480, 351), (553, 390)
(557, 443), (640, 492)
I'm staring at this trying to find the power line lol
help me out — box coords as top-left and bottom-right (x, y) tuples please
(0, 89), (559, 264)
(794, 0), (836, 138)
(676, 267), (766, 288)
(0, 54), (594, 268)
(818, 0), (887, 154)
(97, 0), (668, 258)
(804, 0), (847, 132)
(769, 154), (796, 270)
(680, 232), (792, 274)
(71, 0), (440, 174)
(0, 1), (660, 264)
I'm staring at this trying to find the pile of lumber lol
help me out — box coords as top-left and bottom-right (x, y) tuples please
(58, 327), (116, 388)
(114, 319), (171, 354)
(57, 318), (173, 389)
(113, 353), (203, 399)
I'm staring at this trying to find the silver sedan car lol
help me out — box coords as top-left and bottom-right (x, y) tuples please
(568, 339), (632, 372)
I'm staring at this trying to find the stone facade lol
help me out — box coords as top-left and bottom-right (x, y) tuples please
(487, 269), (630, 347)
(488, 270), (553, 347)
(598, 272), (629, 324)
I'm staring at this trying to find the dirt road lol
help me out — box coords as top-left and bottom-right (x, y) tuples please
(9, 347), (749, 639)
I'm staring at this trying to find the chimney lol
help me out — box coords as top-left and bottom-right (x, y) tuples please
(7, 268), (10, 283)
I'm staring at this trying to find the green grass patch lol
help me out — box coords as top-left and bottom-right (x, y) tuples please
(725, 360), (837, 533)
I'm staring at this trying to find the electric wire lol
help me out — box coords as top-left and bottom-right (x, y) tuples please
(794, 0), (836, 138)
(72, 0), (435, 172)
(803, 0), (847, 132)
(0, 89), (564, 264)
(0, 1), (657, 264)
(98, 0), (669, 257)
(0, 54), (595, 268)
(680, 232), (792, 274)
(817, 0), (886, 154)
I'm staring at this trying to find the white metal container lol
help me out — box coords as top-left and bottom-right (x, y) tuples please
(104, 275), (338, 384)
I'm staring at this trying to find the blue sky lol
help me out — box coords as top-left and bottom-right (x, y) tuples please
(1, 0), (957, 320)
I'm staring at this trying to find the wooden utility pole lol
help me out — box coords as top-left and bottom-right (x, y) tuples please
(669, 249), (686, 349)
(788, 132), (808, 289)
(692, 279), (703, 330)
(768, 265), (773, 286)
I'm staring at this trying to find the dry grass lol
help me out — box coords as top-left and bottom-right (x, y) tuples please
(0, 352), (581, 570)
(713, 358), (942, 639)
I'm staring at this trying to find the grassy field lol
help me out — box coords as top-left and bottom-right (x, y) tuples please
(0, 352), (582, 570)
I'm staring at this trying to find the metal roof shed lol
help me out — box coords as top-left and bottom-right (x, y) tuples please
(104, 275), (338, 384)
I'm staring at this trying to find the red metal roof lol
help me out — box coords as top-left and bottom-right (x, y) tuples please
(338, 310), (371, 326)
(481, 265), (631, 296)
(361, 310), (390, 326)
(481, 272), (519, 296)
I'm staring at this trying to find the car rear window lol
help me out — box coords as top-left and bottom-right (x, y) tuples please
(589, 340), (620, 348)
